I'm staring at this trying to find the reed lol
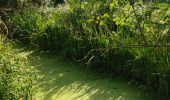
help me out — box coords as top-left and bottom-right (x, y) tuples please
(9, 0), (170, 98)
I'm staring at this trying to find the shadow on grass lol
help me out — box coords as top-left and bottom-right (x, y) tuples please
(24, 51), (153, 100)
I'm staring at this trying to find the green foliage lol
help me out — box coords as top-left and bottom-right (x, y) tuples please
(10, 8), (47, 43)
(0, 36), (35, 100)
(9, 0), (170, 98)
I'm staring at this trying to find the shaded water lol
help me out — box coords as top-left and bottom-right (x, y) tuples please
(16, 46), (154, 100)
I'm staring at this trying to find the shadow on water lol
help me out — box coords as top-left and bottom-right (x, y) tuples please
(13, 44), (154, 100)
(26, 52), (153, 100)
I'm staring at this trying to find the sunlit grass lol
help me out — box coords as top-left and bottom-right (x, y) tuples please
(0, 36), (35, 99)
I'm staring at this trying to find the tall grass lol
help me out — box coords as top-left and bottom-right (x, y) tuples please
(9, 0), (170, 98)
(0, 35), (35, 99)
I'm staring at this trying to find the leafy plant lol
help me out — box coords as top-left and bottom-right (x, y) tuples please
(0, 36), (35, 100)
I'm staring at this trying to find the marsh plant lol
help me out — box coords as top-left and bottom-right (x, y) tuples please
(0, 36), (35, 99)
(9, 0), (170, 98)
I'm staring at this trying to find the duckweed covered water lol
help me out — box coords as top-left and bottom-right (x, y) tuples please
(20, 51), (154, 100)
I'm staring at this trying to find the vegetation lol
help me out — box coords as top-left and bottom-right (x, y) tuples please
(0, 0), (169, 99)
(0, 35), (35, 99)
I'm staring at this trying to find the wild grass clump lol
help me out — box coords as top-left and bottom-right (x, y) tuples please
(0, 36), (35, 100)
(10, 8), (46, 43)
(9, 0), (170, 98)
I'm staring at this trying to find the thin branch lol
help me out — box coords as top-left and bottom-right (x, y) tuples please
(73, 44), (170, 61)
(131, 2), (148, 45)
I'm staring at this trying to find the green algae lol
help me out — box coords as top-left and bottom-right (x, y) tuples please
(26, 52), (154, 100)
